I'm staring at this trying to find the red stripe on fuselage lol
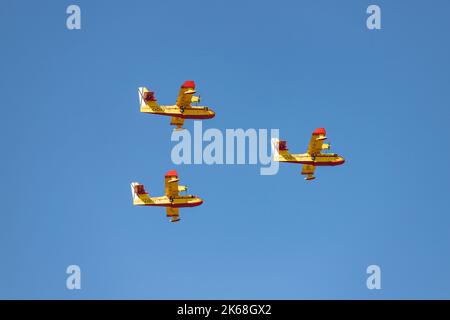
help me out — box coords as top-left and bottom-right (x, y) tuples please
(143, 200), (203, 208)
(182, 114), (215, 120)
(148, 112), (215, 120)
(282, 160), (345, 166)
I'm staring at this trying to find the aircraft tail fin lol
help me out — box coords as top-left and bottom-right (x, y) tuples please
(130, 182), (151, 205)
(271, 138), (290, 160)
(138, 87), (159, 108)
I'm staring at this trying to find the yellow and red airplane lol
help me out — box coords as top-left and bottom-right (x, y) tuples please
(138, 80), (215, 130)
(272, 128), (345, 180)
(130, 170), (203, 222)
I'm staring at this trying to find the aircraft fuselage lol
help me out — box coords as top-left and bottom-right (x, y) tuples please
(277, 153), (345, 166)
(135, 195), (203, 208)
(141, 105), (215, 120)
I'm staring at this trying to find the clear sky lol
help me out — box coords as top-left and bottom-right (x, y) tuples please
(1, 0), (450, 299)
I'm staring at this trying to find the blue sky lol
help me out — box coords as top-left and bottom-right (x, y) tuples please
(1, 0), (450, 299)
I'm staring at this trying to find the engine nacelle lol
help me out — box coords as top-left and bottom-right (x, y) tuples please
(191, 95), (201, 103)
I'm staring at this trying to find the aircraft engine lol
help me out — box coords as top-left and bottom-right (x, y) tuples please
(191, 95), (201, 103)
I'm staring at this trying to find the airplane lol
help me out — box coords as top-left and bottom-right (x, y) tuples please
(130, 170), (203, 222)
(138, 80), (215, 130)
(271, 128), (345, 180)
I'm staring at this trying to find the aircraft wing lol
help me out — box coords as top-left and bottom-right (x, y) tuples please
(165, 175), (180, 198)
(166, 207), (180, 222)
(301, 164), (316, 180)
(307, 128), (327, 155)
(170, 116), (185, 127)
(175, 80), (196, 109)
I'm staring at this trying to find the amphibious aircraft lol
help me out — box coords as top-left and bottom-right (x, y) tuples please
(138, 80), (215, 130)
(131, 170), (203, 222)
(272, 128), (345, 180)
